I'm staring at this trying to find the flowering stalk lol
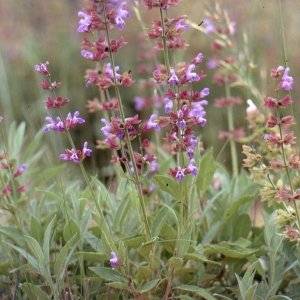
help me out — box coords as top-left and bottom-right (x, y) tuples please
(35, 62), (117, 252)
(225, 82), (239, 176)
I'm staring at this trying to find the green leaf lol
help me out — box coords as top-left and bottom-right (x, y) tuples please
(30, 216), (43, 244)
(203, 241), (258, 258)
(153, 175), (180, 200)
(140, 279), (160, 293)
(244, 284), (258, 300)
(89, 267), (126, 283)
(184, 253), (221, 266)
(101, 231), (114, 259)
(232, 214), (251, 240)
(106, 281), (131, 291)
(43, 216), (56, 266)
(137, 237), (159, 259)
(179, 296), (195, 300)
(76, 251), (106, 263)
(175, 285), (217, 300)
(113, 195), (130, 231)
(195, 148), (215, 193)
(0, 226), (25, 246)
(135, 266), (153, 281)
(5, 243), (40, 273)
(123, 235), (146, 248)
(19, 283), (49, 300)
(151, 207), (169, 237)
(63, 218), (81, 243)
(178, 225), (192, 258)
(25, 236), (49, 278)
(222, 194), (257, 224)
(54, 234), (79, 277)
(169, 257), (183, 268)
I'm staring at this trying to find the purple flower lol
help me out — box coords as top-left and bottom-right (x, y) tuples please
(44, 116), (64, 132)
(113, 1), (131, 30)
(0, 116), (3, 122)
(14, 164), (27, 177)
(142, 114), (160, 132)
(193, 53), (204, 65)
(206, 60), (218, 69)
(164, 97), (173, 113)
(175, 19), (190, 31)
(83, 141), (92, 157)
(110, 251), (122, 269)
(199, 88), (209, 98)
(81, 50), (94, 60)
(105, 63), (121, 81)
(203, 19), (216, 35)
(65, 111), (85, 129)
(101, 118), (112, 137)
(186, 159), (198, 176)
(77, 11), (93, 33)
(187, 148), (195, 159)
(35, 61), (50, 76)
(168, 68), (179, 86)
(278, 67), (293, 91)
(176, 166), (185, 182)
(133, 96), (146, 110)
(185, 64), (200, 82)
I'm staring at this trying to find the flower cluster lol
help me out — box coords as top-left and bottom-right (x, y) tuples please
(35, 62), (91, 164)
(1, 151), (27, 196)
(60, 142), (92, 164)
(77, 1), (134, 91)
(242, 65), (299, 242)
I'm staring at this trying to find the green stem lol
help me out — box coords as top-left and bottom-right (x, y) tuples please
(225, 83), (239, 176)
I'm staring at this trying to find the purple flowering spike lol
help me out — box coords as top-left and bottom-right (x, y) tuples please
(185, 64), (200, 82)
(83, 141), (92, 157)
(279, 67), (293, 91)
(142, 114), (160, 133)
(176, 166), (184, 182)
(77, 11), (93, 33)
(114, 1), (131, 30)
(168, 68), (179, 86)
(0, 116), (3, 122)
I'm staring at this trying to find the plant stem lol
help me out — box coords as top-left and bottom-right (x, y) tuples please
(225, 83), (239, 176)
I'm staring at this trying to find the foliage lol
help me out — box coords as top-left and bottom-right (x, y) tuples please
(0, 0), (300, 299)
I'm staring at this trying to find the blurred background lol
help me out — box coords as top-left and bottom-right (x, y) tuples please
(0, 0), (300, 179)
